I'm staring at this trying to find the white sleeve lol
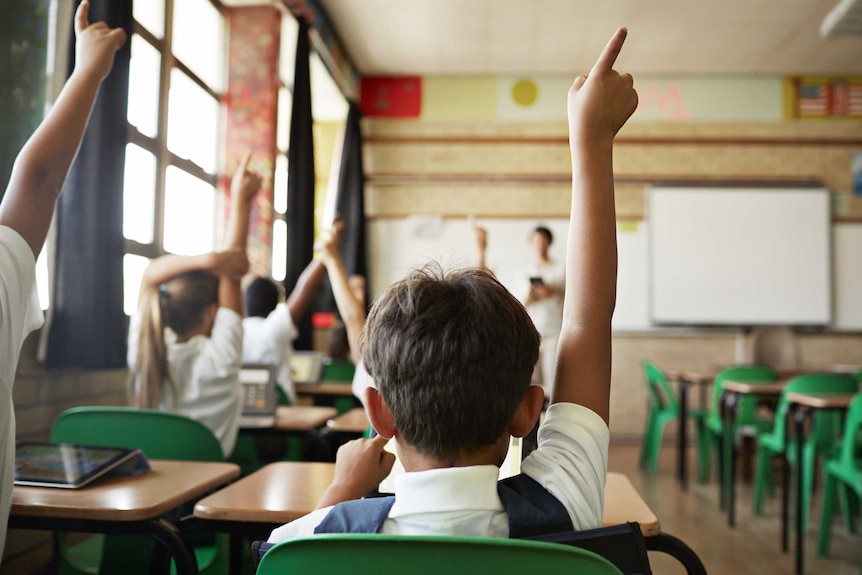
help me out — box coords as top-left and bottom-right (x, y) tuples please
(0, 226), (43, 371)
(520, 403), (609, 530)
(127, 313), (141, 368)
(261, 304), (298, 350)
(268, 507), (334, 542)
(199, 308), (244, 371)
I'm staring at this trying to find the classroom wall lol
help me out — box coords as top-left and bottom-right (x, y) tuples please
(361, 115), (862, 441)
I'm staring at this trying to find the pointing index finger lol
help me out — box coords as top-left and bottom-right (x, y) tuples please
(75, 0), (90, 35)
(590, 27), (627, 76)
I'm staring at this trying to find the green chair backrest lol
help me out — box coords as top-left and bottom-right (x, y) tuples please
(51, 406), (223, 462)
(642, 361), (678, 413)
(762, 374), (860, 446)
(323, 359), (356, 381)
(257, 534), (623, 575)
(708, 365), (779, 426)
(836, 393), (862, 466)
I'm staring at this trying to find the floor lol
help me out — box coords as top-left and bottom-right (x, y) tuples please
(610, 444), (861, 575)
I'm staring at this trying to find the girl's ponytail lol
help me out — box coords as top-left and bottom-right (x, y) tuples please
(131, 286), (168, 409)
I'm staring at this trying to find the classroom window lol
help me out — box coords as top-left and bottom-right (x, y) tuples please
(272, 14), (298, 282)
(123, 0), (225, 314)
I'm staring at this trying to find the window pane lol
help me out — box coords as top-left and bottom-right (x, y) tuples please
(134, 0), (164, 39)
(272, 219), (287, 281)
(124, 254), (151, 316)
(274, 155), (288, 214)
(123, 144), (157, 244)
(172, 0), (223, 89)
(167, 69), (218, 173)
(310, 52), (348, 122)
(128, 35), (161, 138)
(280, 15), (298, 85)
(277, 86), (292, 152)
(163, 167), (215, 255)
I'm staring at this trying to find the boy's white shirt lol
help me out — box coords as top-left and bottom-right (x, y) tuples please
(525, 257), (565, 335)
(0, 226), (45, 560)
(128, 307), (244, 457)
(242, 304), (298, 403)
(268, 402), (609, 542)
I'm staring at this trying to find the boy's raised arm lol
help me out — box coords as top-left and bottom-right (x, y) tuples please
(0, 1), (126, 257)
(551, 28), (637, 424)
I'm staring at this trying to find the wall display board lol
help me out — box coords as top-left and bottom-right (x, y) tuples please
(648, 186), (832, 326)
(833, 223), (862, 331)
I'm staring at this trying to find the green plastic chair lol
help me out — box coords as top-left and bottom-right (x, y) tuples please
(256, 534), (623, 575)
(322, 358), (357, 382)
(698, 365), (779, 486)
(752, 374), (859, 529)
(639, 361), (706, 474)
(51, 406), (228, 575)
(817, 393), (862, 564)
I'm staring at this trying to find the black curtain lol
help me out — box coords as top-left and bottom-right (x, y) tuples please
(334, 102), (368, 307)
(45, 0), (132, 368)
(284, 17), (316, 351)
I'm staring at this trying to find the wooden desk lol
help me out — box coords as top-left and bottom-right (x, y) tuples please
(326, 407), (369, 434)
(782, 391), (857, 575)
(11, 460), (239, 575)
(195, 465), (656, 533)
(720, 379), (785, 528)
(295, 381), (355, 398)
(273, 406), (337, 431)
(664, 369), (713, 490)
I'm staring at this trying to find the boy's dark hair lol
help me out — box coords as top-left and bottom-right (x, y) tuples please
(533, 226), (553, 244)
(363, 264), (540, 461)
(245, 276), (280, 318)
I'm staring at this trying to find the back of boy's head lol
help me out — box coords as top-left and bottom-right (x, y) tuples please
(363, 264), (540, 461)
(245, 276), (280, 318)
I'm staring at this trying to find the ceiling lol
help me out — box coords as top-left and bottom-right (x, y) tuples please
(315, 0), (862, 76)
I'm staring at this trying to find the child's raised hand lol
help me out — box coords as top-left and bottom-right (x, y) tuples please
(73, 0), (127, 82)
(231, 151), (263, 204)
(316, 220), (344, 262)
(211, 249), (249, 280)
(567, 27), (637, 146)
(470, 216), (487, 252)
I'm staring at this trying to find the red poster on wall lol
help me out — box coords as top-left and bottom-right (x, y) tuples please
(360, 76), (422, 118)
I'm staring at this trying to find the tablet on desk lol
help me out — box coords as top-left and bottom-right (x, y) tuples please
(14, 442), (149, 489)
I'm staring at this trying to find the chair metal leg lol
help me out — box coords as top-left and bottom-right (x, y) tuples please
(645, 532), (707, 575)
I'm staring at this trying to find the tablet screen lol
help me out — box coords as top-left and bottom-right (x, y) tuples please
(14, 442), (140, 489)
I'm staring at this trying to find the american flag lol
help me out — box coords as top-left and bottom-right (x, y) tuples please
(798, 84), (831, 117)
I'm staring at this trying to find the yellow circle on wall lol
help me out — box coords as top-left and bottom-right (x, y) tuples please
(511, 79), (538, 107)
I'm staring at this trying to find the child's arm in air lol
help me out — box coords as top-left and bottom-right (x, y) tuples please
(470, 216), (488, 271)
(318, 222), (365, 364)
(138, 252), (249, 304)
(285, 258), (326, 325)
(0, 1), (126, 256)
(220, 152), (261, 315)
(552, 28), (637, 425)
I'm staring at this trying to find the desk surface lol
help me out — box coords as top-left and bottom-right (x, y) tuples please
(785, 391), (857, 409)
(12, 460), (239, 522)
(722, 380), (785, 395)
(326, 408), (369, 434)
(273, 406), (338, 431)
(295, 381), (354, 397)
(194, 464), (660, 536)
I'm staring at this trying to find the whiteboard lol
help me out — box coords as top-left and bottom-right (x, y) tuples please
(367, 217), (650, 331)
(648, 187), (831, 326)
(833, 223), (862, 331)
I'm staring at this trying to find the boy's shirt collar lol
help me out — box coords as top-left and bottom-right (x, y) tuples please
(389, 465), (504, 517)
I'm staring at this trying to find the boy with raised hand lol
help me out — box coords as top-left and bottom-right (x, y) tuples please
(268, 27), (637, 541)
(0, 1), (125, 559)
